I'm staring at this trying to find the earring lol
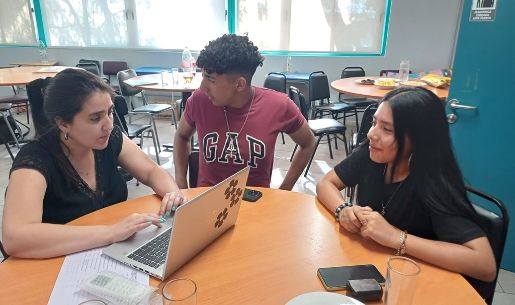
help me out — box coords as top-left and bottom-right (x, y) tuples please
(64, 131), (69, 141)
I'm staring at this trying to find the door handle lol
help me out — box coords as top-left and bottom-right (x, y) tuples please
(448, 99), (478, 110)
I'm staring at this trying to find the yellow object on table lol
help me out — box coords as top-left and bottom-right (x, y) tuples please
(421, 74), (451, 88)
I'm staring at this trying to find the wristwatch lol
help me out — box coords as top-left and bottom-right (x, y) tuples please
(334, 202), (353, 221)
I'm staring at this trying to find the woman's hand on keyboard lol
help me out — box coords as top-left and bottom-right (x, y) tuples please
(159, 191), (185, 217)
(109, 213), (162, 243)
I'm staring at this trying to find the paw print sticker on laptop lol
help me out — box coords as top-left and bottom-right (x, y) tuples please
(224, 179), (243, 207)
(214, 208), (229, 228)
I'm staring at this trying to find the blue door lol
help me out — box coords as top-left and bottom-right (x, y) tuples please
(448, 0), (515, 271)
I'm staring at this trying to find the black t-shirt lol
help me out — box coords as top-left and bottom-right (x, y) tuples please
(334, 143), (485, 244)
(10, 126), (128, 224)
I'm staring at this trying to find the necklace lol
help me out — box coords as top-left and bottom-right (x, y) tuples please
(380, 165), (406, 216)
(223, 88), (255, 158)
(380, 181), (404, 216)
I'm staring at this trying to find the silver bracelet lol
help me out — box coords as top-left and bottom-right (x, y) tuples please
(395, 230), (408, 256)
(334, 202), (353, 221)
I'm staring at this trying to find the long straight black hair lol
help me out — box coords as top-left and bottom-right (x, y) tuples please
(36, 68), (114, 186)
(382, 86), (480, 221)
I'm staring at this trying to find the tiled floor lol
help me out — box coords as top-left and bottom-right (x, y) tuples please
(0, 109), (514, 304)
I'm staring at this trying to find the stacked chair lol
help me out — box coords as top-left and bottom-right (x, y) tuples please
(309, 71), (358, 134)
(289, 86), (347, 176)
(117, 69), (172, 154)
(113, 95), (160, 165)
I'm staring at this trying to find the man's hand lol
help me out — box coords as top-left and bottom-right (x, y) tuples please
(280, 122), (316, 190)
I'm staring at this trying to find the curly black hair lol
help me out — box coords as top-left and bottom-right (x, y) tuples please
(196, 34), (264, 82)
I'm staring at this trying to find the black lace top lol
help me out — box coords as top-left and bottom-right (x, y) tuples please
(10, 126), (128, 224)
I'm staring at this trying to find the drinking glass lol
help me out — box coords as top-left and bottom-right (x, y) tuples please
(161, 70), (169, 86)
(182, 69), (194, 84)
(172, 68), (180, 85)
(385, 256), (421, 305)
(162, 278), (197, 305)
(399, 60), (410, 82)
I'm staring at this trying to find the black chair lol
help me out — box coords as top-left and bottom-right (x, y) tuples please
(103, 61), (128, 83)
(188, 150), (200, 188)
(76, 62), (101, 76)
(346, 103), (378, 201)
(0, 132), (14, 161)
(309, 71), (359, 134)
(263, 72), (287, 93)
(113, 95), (160, 165)
(103, 61), (129, 93)
(289, 86), (347, 176)
(117, 69), (172, 151)
(348, 103), (378, 152)
(26, 77), (53, 137)
(0, 105), (24, 148)
(79, 59), (102, 75)
(466, 186), (509, 305)
(339, 67), (377, 114)
(263, 72), (287, 144)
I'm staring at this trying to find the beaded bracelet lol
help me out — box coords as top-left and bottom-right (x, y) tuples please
(395, 230), (408, 256)
(334, 202), (353, 221)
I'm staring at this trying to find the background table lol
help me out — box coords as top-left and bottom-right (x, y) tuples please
(0, 66), (60, 86)
(130, 73), (201, 93)
(331, 76), (449, 100)
(0, 188), (485, 305)
(10, 60), (58, 67)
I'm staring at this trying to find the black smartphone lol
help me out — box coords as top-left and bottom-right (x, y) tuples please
(317, 264), (385, 291)
(242, 188), (262, 202)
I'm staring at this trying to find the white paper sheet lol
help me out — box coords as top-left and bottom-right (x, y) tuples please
(47, 247), (149, 305)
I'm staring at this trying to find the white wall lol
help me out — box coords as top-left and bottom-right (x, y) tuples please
(0, 0), (462, 99)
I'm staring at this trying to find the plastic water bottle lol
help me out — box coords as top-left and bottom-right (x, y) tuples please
(399, 60), (410, 82)
(38, 40), (48, 63)
(181, 47), (193, 70)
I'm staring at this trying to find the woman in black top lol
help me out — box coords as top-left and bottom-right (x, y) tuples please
(316, 86), (496, 282)
(3, 69), (184, 258)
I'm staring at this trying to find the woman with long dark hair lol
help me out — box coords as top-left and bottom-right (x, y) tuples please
(3, 69), (183, 258)
(316, 86), (496, 281)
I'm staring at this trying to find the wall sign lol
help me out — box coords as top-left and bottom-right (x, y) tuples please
(470, 0), (497, 22)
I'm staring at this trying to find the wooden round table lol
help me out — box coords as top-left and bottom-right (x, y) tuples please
(0, 66), (62, 86)
(331, 77), (449, 101)
(0, 188), (484, 305)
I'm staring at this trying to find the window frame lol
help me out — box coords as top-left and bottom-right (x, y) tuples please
(2, 0), (392, 57)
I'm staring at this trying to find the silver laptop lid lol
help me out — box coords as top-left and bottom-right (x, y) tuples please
(161, 166), (250, 279)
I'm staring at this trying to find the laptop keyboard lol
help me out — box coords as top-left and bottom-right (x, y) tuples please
(127, 228), (172, 268)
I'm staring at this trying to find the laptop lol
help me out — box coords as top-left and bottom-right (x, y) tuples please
(103, 166), (250, 279)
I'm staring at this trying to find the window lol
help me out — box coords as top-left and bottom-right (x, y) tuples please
(2, 0), (390, 55)
(40, 0), (225, 49)
(0, 0), (37, 45)
(41, 0), (128, 47)
(236, 0), (389, 55)
(134, 0), (226, 49)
